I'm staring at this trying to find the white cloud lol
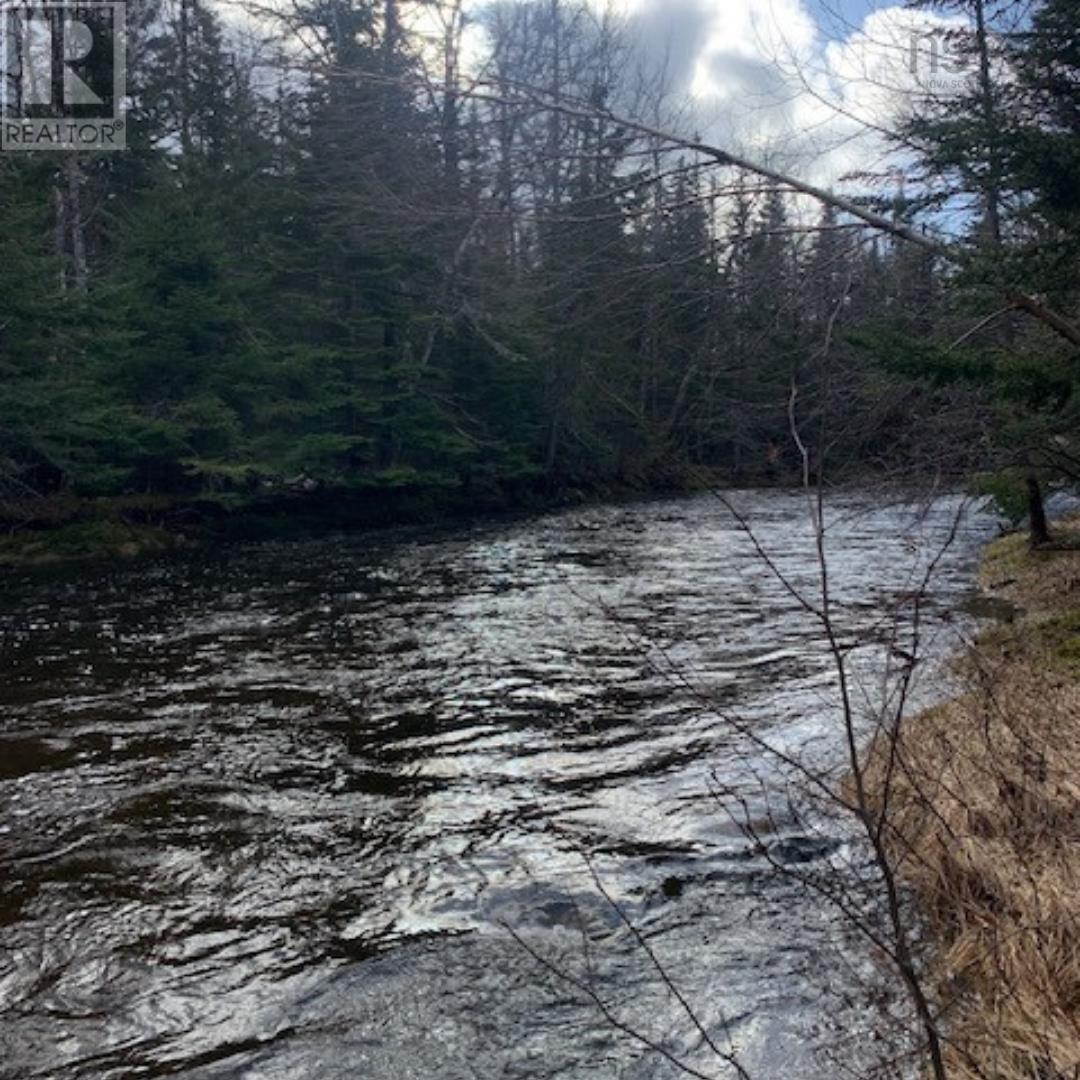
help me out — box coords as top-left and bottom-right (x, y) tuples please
(452, 0), (979, 194)
(689, 0), (818, 99)
(588, 0), (977, 190)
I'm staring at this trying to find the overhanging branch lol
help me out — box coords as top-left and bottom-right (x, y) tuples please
(344, 66), (1080, 349)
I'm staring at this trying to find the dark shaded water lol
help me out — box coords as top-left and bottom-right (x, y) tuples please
(0, 490), (996, 1079)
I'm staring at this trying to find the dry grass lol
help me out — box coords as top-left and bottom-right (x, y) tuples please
(865, 518), (1080, 1080)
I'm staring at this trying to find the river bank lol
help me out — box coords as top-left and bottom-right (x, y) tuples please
(0, 466), (795, 567)
(0, 486), (581, 567)
(867, 520), (1080, 1079)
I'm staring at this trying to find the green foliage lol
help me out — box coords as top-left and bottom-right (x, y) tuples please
(972, 471), (1029, 525)
(0, 520), (177, 565)
(5, 0), (1077, 527)
(846, 330), (996, 385)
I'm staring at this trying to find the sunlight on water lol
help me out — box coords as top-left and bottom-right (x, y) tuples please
(0, 490), (997, 1079)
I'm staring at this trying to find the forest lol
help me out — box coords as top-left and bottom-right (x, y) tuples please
(2, 0), (1077, 550)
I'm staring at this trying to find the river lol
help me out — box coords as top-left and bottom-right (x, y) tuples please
(0, 489), (998, 1079)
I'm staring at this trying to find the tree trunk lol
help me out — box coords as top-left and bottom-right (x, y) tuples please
(179, 0), (193, 155)
(1026, 474), (1051, 546)
(973, 0), (1002, 248)
(544, 408), (562, 480)
(378, 320), (400, 469)
(53, 179), (69, 291)
(65, 156), (88, 292)
(440, 0), (463, 195)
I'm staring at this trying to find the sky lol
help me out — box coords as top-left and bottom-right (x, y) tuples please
(600, 0), (971, 187)
(447, 0), (976, 192)
(223, 0), (976, 197)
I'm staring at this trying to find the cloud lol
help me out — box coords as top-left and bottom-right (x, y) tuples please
(582, 0), (975, 190)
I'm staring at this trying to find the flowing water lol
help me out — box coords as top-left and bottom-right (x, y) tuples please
(0, 489), (998, 1079)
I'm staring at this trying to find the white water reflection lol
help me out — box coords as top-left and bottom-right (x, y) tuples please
(0, 490), (997, 1078)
